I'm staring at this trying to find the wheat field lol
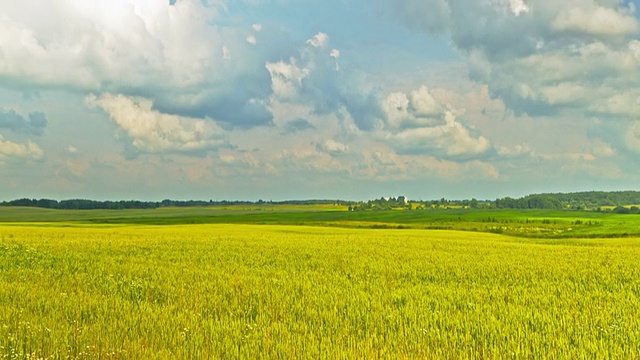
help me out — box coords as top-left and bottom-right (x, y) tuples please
(1, 224), (639, 358)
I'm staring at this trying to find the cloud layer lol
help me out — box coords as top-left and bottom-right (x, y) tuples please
(390, 0), (640, 121)
(1, 0), (640, 200)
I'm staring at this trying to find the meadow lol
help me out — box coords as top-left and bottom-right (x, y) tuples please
(1, 218), (640, 358)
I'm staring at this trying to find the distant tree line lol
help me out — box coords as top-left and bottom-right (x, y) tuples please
(350, 191), (640, 212)
(2, 198), (161, 210)
(3, 191), (640, 211)
(493, 191), (640, 210)
(0, 198), (347, 210)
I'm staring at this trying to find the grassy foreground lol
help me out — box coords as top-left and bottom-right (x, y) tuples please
(1, 224), (639, 358)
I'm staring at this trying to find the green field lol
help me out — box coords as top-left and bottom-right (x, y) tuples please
(2, 205), (640, 238)
(1, 207), (640, 358)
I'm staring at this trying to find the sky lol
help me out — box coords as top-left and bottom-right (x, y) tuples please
(1, 0), (640, 201)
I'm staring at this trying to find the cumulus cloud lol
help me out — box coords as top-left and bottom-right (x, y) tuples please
(266, 59), (309, 101)
(269, 48), (493, 161)
(388, 0), (640, 123)
(380, 85), (490, 159)
(0, 0), (220, 88)
(409, 86), (443, 117)
(0, 109), (47, 136)
(496, 143), (534, 158)
(382, 86), (443, 129)
(0, 0), (273, 128)
(86, 93), (230, 155)
(315, 139), (350, 156)
(307, 32), (329, 48)
(588, 90), (640, 117)
(266, 32), (385, 131)
(552, 5), (638, 36)
(0, 135), (43, 162)
(388, 110), (491, 158)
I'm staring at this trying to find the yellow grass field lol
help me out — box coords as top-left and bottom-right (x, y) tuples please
(1, 224), (639, 358)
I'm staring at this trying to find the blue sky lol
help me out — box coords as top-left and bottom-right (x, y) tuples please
(1, 0), (640, 201)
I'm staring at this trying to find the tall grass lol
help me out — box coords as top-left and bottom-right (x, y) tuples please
(1, 224), (639, 358)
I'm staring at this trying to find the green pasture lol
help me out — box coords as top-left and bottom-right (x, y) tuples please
(1, 206), (639, 238)
(1, 224), (639, 358)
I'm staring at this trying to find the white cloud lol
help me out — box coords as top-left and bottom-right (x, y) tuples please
(540, 82), (586, 106)
(497, 143), (533, 158)
(382, 87), (443, 129)
(589, 91), (640, 117)
(379, 85), (491, 159)
(307, 32), (329, 48)
(330, 49), (341, 70)
(217, 150), (271, 176)
(552, 5), (638, 36)
(66, 145), (80, 154)
(0, 135), (43, 162)
(389, 110), (491, 157)
(266, 32), (384, 131)
(593, 143), (615, 158)
(315, 139), (350, 156)
(266, 59), (309, 100)
(409, 85), (442, 117)
(382, 92), (411, 128)
(0, 0), (273, 127)
(0, 0), (222, 89)
(509, 0), (529, 16)
(86, 93), (229, 154)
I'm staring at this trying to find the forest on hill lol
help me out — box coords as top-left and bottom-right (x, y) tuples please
(492, 191), (640, 211)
